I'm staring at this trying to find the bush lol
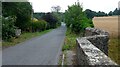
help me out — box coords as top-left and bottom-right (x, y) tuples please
(42, 13), (58, 29)
(32, 20), (47, 32)
(2, 16), (16, 41)
(65, 2), (94, 33)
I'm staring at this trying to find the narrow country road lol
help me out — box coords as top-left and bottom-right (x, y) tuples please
(2, 25), (66, 65)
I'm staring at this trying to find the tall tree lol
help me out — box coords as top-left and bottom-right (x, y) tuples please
(51, 5), (62, 26)
(2, 2), (32, 31)
(65, 2), (93, 33)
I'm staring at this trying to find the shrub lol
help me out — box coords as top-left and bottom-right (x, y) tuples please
(2, 16), (16, 41)
(42, 13), (58, 29)
(65, 2), (94, 33)
(32, 20), (47, 32)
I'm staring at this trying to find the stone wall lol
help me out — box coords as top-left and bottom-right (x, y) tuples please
(85, 27), (109, 55)
(76, 27), (118, 65)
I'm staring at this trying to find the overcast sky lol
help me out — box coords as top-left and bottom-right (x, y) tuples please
(28, 0), (120, 13)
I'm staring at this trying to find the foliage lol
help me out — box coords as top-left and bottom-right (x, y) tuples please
(62, 28), (78, 51)
(108, 38), (120, 64)
(2, 2), (32, 31)
(108, 11), (113, 16)
(85, 9), (97, 19)
(32, 20), (47, 32)
(33, 12), (62, 29)
(2, 16), (16, 41)
(62, 44), (71, 51)
(65, 2), (93, 33)
(108, 8), (120, 16)
(85, 9), (108, 19)
(52, 12), (63, 25)
(97, 11), (108, 16)
(33, 18), (39, 22)
(33, 12), (59, 29)
(85, 8), (120, 19)
(33, 13), (46, 20)
(42, 13), (58, 28)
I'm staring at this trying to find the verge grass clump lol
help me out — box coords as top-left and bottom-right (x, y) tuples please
(108, 38), (120, 65)
(62, 28), (79, 51)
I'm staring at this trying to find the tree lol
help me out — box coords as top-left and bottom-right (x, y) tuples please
(51, 5), (62, 26)
(113, 8), (120, 15)
(42, 13), (58, 28)
(51, 6), (61, 12)
(113, 8), (118, 15)
(33, 13), (46, 20)
(85, 9), (97, 19)
(108, 11), (113, 16)
(2, 2), (33, 31)
(65, 2), (93, 33)
(85, 9), (108, 19)
(97, 11), (107, 16)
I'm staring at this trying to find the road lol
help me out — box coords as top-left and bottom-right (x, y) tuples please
(2, 25), (66, 65)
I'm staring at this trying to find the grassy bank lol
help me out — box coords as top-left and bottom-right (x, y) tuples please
(62, 29), (79, 51)
(108, 38), (120, 65)
(2, 29), (52, 48)
(59, 29), (79, 65)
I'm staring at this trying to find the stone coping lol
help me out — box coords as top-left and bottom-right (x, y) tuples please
(77, 37), (118, 65)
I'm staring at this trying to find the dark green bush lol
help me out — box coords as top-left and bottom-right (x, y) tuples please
(42, 13), (58, 29)
(2, 16), (16, 41)
(2, 2), (32, 31)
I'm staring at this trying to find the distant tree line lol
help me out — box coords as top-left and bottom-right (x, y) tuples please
(85, 8), (120, 19)
(108, 8), (120, 16)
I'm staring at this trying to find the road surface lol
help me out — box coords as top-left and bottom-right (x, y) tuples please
(2, 25), (66, 65)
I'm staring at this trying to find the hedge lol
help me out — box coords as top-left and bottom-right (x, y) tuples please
(32, 20), (47, 32)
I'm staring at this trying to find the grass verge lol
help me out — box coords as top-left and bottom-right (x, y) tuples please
(62, 29), (79, 51)
(2, 29), (52, 48)
(108, 38), (120, 65)
(60, 28), (80, 65)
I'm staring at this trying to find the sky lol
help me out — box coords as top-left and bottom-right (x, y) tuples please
(28, 0), (120, 13)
